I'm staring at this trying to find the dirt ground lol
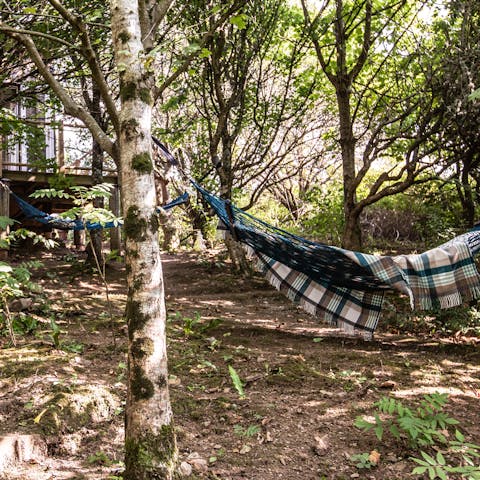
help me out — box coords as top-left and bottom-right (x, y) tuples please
(0, 248), (479, 479)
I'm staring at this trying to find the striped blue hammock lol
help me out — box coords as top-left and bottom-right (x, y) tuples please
(11, 191), (189, 231)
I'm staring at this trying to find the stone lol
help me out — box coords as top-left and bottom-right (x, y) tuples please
(186, 452), (208, 472)
(9, 297), (33, 312)
(178, 461), (193, 476)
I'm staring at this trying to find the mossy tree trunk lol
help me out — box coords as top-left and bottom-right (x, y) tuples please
(111, 1), (177, 478)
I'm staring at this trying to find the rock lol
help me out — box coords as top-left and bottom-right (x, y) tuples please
(178, 461), (193, 476)
(0, 434), (47, 472)
(186, 452), (208, 472)
(9, 297), (33, 312)
(312, 435), (329, 455)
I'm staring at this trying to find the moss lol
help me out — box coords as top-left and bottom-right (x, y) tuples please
(131, 365), (155, 401)
(119, 82), (152, 105)
(120, 81), (137, 102)
(121, 118), (140, 142)
(126, 248), (139, 260)
(118, 31), (131, 43)
(124, 205), (147, 242)
(125, 300), (149, 340)
(139, 88), (152, 105)
(150, 212), (159, 233)
(125, 423), (177, 479)
(131, 337), (154, 359)
(156, 374), (167, 388)
(131, 152), (153, 174)
(132, 274), (144, 292)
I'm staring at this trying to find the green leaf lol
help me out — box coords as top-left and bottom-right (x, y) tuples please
(412, 457), (430, 466)
(228, 365), (245, 399)
(390, 424), (401, 439)
(374, 423), (384, 441)
(229, 14), (247, 30)
(354, 416), (375, 431)
(436, 467), (447, 480)
(421, 451), (436, 465)
(468, 88), (480, 101)
(0, 216), (17, 229)
(412, 466), (428, 474)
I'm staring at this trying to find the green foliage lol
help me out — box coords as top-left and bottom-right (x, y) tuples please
(234, 424), (260, 437)
(350, 452), (378, 470)
(0, 216), (56, 250)
(355, 393), (456, 447)
(385, 303), (480, 339)
(300, 182), (344, 244)
(169, 311), (223, 338)
(354, 394), (480, 479)
(49, 317), (61, 349)
(30, 183), (120, 227)
(0, 260), (42, 344)
(229, 13), (248, 30)
(87, 450), (113, 466)
(228, 365), (245, 399)
(12, 313), (38, 335)
(0, 216), (16, 231)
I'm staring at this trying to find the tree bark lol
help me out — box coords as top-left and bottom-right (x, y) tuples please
(336, 82), (362, 250)
(110, 1), (177, 478)
(86, 136), (104, 266)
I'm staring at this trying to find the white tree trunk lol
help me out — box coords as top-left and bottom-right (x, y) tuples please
(110, 1), (177, 478)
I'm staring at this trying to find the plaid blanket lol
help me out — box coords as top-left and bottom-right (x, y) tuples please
(252, 233), (480, 340)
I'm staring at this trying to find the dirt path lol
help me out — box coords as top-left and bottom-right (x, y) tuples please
(0, 250), (479, 479)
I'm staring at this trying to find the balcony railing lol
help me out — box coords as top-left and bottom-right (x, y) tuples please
(1, 161), (118, 178)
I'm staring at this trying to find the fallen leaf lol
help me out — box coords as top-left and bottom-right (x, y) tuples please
(239, 444), (251, 455)
(368, 449), (381, 465)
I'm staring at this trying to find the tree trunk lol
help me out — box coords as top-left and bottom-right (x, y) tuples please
(0, 182), (10, 259)
(86, 136), (104, 266)
(111, 1), (177, 478)
(155, 174), (175, 251)
(336, 83), (362, 250)
(342, 208), (363, 253)
(217, 142), (251, 272)
(460, 153), (475, 228)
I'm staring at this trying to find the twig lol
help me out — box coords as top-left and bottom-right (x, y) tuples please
(88, 230), (117, 350)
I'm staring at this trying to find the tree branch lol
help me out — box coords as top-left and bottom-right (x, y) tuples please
(1, 25), (116, 160)
(47, 0), (120, 135)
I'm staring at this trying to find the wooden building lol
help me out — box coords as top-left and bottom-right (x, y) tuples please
(0, 91), (121, 250)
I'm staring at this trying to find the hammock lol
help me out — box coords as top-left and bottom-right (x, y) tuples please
(10, 191), (189, 231)
(191, 181), (480, 339)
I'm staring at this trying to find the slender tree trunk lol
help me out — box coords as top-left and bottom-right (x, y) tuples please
(460, 153), (475, 228)
(155, 174), (175, 251)
(87, 136), (104, 265)
(336, 83), (362, 250)
(217, 141), (251, 272)
(111, 1), (177, 478)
